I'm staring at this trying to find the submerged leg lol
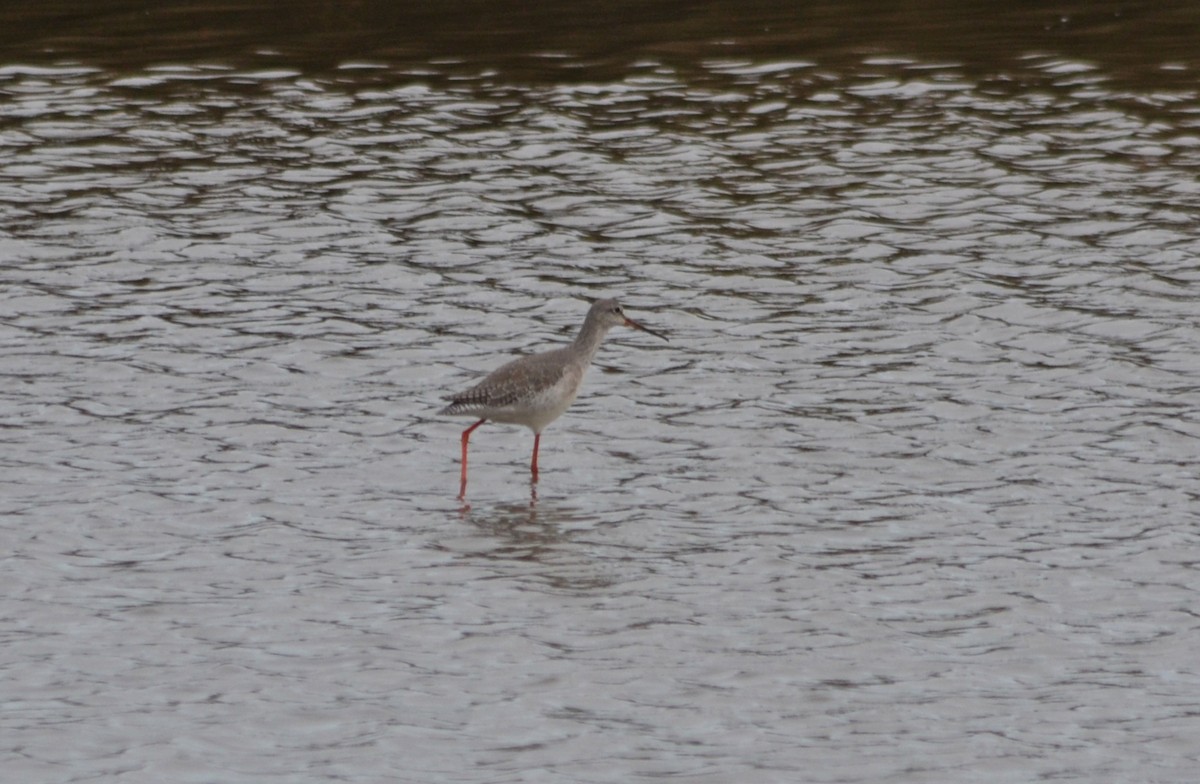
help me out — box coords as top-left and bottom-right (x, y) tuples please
(459, 418), (486, 498)
(531, 432), (541, 483)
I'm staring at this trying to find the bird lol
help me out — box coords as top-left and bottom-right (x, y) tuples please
(440, 298), (668, 498)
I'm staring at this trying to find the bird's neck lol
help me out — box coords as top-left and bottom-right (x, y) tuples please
(571, 321), (611, 365)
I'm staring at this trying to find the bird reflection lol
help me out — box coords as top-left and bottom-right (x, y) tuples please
(455, 493), (598, 562)
(456, 478), (538, 516)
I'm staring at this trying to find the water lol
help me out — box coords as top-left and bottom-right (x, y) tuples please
(3, 2), (1199, 782)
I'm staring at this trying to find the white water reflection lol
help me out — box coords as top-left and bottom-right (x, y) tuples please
(3, 36), (1200, 784)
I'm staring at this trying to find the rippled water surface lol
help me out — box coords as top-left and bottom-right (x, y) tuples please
(3, 2), (1200, 782)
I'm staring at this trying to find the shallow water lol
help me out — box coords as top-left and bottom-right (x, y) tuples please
(3, 2), (1200, 782)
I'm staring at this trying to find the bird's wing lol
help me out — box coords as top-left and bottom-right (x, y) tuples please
(444, 349), (572, 410)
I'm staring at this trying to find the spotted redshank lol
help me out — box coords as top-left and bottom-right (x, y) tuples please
(440, 298), (667, 497)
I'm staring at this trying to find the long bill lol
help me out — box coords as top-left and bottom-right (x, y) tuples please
(623, 316), (669, 342)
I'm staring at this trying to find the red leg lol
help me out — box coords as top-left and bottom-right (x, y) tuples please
(530, 432), (541, 483)
(459, 419), (486, 498)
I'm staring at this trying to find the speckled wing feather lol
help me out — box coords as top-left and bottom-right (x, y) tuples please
(440, 348), (572, 415)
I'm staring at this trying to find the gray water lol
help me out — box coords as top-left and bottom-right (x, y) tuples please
(3, 2), (1200, 782)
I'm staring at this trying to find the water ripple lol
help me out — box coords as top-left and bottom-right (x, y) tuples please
(3, 20), (1200, 784)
